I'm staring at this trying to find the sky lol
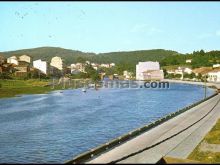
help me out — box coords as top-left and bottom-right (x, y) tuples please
(1, 2), (220, 54)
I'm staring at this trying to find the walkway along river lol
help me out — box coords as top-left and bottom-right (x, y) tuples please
(82, 92), (220, 164)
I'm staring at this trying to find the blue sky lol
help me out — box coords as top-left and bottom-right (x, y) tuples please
(1, 2), (220, 54)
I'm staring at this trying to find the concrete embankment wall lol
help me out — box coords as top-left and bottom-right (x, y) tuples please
(65, 91), (218, 164)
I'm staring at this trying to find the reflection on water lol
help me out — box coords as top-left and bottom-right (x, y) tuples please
(0, 83), (215, 163)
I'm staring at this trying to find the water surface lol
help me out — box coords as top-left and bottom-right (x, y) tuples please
(0, 83), (215, 163)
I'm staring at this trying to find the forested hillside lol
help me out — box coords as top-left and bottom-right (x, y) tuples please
(1, 47), (178, 65)
(2, 47), (220, 72)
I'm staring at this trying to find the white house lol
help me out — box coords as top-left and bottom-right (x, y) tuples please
(183, 67), (193, 74)
(172, 67), (192, 80)
(19, 55), (32, 63)
(213, 64), (220, 68)
(76, 63), (85, 72)
(186, 59), (192, 63)
(33, 59), (48, 74)
(110, 63), (115, 67)
(50, 56), (63, 70)
(70, 63), (85, 73)
(70, 64), (78, 74)
(93, 66), (98, 70)
(175, 67), (184, 75)
(7, 56), (18, 65)
(100, 64), (110, 68)
(207, 70), (220, 82)
(91, 63), (99, 70)
(142, 70), (164, 80)
(167, 69), (175, 74)
(123, 70), (133, 80)
(136, 61), (164, 80)
(86, 61), (90, 65)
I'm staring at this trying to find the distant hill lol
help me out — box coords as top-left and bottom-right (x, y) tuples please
(92, 49), (180, 65)
(2, 47), (220, 72)
(0, 47), (95, 64)
(0, 47), (179, 65)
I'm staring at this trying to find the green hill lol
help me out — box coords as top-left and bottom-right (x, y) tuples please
(0, 47), (179, 66)
(92, 49), (180, 65)
(0, 47), (95, 64)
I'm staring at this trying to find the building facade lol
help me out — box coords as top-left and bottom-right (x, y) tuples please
(50, 56), (63, 71)
(186, 59), (192, 63)
(100, 64), (110, 68)
(110, 63), (115, 67)
(123, 70), (133, 80)
(7, 56), (19, 65)
(142, 70), (164, 80)
(33, 59), (48, 74)
(136, 61), (163, 80)
(70, 63), (86, 73)
(213, 64), (220, 68)
(14, 61), (30, 77)
(207, 71), (220, 82)
(183, 67), (193, 74)
(19, 55), (32, 63)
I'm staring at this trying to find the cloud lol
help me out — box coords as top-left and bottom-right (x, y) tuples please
(130, 24), (163, 35)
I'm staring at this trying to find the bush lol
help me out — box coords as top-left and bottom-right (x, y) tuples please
(0, 73), (12, 79)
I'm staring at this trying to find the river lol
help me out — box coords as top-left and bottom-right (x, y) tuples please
(0, 83), (215, 163)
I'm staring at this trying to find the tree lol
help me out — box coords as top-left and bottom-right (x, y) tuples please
(197, 73), (202, 80)
(91, 72), (100, 82)
(190, 72), (196, 79)
(200, 49), (205, 56)
(163, 69), (168, 77)
(77, 57), (86, 63)
(174, 74), (182, 79)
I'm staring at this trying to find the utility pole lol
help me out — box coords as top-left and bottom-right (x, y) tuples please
(204, 74), (207, 99)
(38, 70), (41, 80)
(52, 78), (54, 89)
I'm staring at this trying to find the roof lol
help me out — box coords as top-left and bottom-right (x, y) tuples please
(142, 70), (161, 73)
(19, 54), (32, 58)
(192, 67), (213, 75)
(208, 68), (220, 73)
(8, 56), (18, 59)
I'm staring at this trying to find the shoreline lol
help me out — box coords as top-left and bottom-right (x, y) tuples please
(0, 79), (61, 99)
(0, 79), (219, 99)
(163, 79), (220, 90)
(66, 91), (219, 164)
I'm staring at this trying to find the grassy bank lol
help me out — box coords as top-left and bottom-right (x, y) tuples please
(188, 119), (220, 163)
(0, 79), (63, 98)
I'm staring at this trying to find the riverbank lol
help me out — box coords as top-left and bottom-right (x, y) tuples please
(1, 78), (219, 99)
(81, 93), (220, 164)
(188, 118), (220, 163)
(0, 79), (62, 98)
(0, 78), (96, 99)
(164, 79), (220, 90)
